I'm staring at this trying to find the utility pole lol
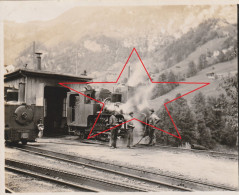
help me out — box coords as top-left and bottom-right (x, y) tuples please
(127, 65), (130, 101)
(75, 51), (78, 76)
(32, 41), (35, 69)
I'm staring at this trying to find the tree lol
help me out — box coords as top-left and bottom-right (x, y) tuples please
(198, 54), (208, 71)
(191, 92), (212, 147)
(205, 95), (224, 143)
(160, 73), (167, 82)
(217, 50), (226, 62)
(167, 70), (178, 89)
(219, 74), (238, 147)
(191, 92), (207, 115)
(173, 94), (196, 145)
(158, 94), (196, 146)
(186, 61), (197, 77)
(156, 99), (175, 145)
(207, 50), (213, 57)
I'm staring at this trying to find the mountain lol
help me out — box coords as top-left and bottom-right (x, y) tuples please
(4, 5), (236, 70)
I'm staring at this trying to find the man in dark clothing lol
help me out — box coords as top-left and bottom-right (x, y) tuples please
(148, 109), (160, 146)
(127, 112), (135, 148)
(109, 111), (119, 148)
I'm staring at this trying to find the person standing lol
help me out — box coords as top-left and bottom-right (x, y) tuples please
(127, 112), (135, 148)
(37, 118), (44, 138)
(109, 111), (119, 148)
(148, 109), (160, 146)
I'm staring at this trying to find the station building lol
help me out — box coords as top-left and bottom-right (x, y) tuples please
(4, 56), (92, 136)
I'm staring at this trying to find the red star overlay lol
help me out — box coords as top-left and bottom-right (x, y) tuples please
(59, 48), (210, 139)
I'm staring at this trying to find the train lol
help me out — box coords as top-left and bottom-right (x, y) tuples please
(4, 83), (129, 144)
(66, 86), (129, 141)
(4, 87), (43, 145)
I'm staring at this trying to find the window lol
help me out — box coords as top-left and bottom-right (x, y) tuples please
(5, 88), (18, 102)
(69, 94), (78, 107)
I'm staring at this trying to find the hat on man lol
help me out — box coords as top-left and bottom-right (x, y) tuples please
(129, 111), (134, 116)
(149, 108), (154, 113)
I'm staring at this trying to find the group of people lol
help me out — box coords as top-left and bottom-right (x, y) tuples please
(109, 108), (160, 149)
(108, 111), (135, 149)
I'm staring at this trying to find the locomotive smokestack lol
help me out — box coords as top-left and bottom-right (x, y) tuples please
(35, 52), (42, 70)
(128, 65), (130, 79)
(18, 82), (25, 103)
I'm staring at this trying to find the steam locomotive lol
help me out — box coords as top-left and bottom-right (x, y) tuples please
(66, 86), (129, 141)
(4, 87), (43, 145)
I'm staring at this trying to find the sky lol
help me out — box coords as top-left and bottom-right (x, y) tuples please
(0, 0), (238, 23)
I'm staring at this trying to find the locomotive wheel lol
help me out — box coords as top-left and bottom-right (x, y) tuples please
(21, 140), (27, 145)
(6, 141), (19, 146)
(68, 126), (76, 135)
(74, 130), (80, 136)
(79, 132), (85, 140)
(95, 134), (99, 140)
(5, 141), (11, 146)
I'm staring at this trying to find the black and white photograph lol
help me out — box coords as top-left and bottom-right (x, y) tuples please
(0, 0), (238, 193)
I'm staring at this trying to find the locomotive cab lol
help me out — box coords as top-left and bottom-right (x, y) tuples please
(66, 86), (128, 141)
(66, 87), (101, 137)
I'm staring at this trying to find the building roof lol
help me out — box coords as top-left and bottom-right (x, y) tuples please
(4, 69), (92, 82)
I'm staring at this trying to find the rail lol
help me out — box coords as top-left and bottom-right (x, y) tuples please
(13, 145), (237, 191)
(5, 158), (148, 192)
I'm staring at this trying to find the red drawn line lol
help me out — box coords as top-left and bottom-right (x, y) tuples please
(59, 48), (210, 140)
(165, 83), (210, 104)
(60, 83), (103, 104)
(87, 118), (135, 139)
(87, 105), (105, 139)
(134, 118), (180, 138)
(134, 48), (153, 82)
(164, 105), (181, 139)
(116, 48), (135, 83)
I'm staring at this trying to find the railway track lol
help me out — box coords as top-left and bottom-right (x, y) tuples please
(5, 187), (15, 193)
(84, 140), (238, 160)
(13, 145), (237, 191)
(39, 139), (238, 160)
(5, 158), (148, 192)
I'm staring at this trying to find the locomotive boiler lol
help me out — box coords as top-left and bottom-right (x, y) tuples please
(4, 85), (43, 145)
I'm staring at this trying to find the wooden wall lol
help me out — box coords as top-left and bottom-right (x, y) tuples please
(25, 76), (88, 105)
(4, 77), (25, 89)
(5, 76), (88, 106)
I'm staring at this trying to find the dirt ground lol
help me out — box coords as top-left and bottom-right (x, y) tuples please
(5, 136), (238, 190)
(5, 171), (77, 192)
(26, 136), (239, 189)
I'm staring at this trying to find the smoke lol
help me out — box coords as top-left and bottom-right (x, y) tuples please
(103, 59), (160, 146)
(127, 62), (148, 87)
(117, 62), (158, 145)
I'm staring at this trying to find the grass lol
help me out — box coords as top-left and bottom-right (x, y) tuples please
(159, 37), (228, 76)
(149, 57), (237, 111)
